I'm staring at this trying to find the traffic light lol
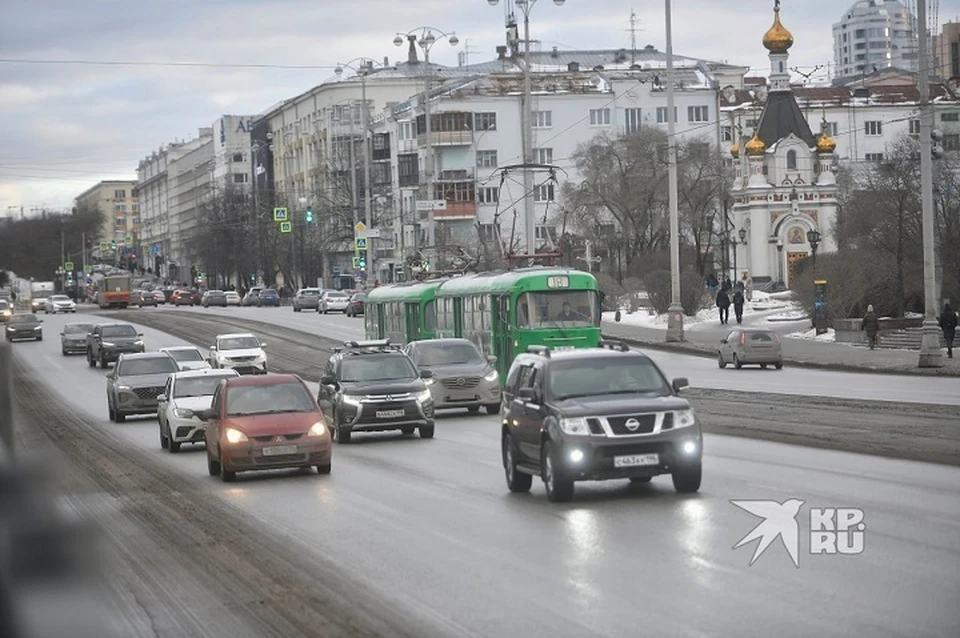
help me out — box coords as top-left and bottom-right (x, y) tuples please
(305, 207), (314, 223)
(85, 236), (92, 248)
(110, 240), (117, 250)
(931, 128), (945, 160)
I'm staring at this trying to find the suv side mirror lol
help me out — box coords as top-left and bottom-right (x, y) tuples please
(196, 408), (216, 422)
(518, 387), (537, 402)
(320, 374), (336, 385)
(419, 369), (434, 379)
(486, 354), (498, 364)
(105, 372), (115, 380)
(672, 377), (689, 393)
(157, 394), (167, 402)
(260, 342), (267, 348)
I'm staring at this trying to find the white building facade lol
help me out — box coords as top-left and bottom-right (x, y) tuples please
(833, 0), (919, 78)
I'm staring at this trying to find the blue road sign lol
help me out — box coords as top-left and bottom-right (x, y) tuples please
(332, 264), (341, 276)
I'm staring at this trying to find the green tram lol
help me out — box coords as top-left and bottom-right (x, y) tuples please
(363, 268), (603, 381)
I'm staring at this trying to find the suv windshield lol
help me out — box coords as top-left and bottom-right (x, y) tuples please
(226, 382), (315, 416)
(65, 324), (94, 335)
(516, 290), (600, 329)
(413, 342), (483, 366)
(167, 349), (203, 362)
(340, 354), (417, 382)
(219, 336), (260, 350)
(174, 375), (232, 398)
(548, 357), (670, 400)
(102, 325), (138, 338)
(118, 356), (178, 376)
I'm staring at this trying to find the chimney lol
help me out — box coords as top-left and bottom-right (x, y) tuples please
(383, 56), (389, 67)
(568, 61), (580, 72)
(408, 35), (418, 64)
(496, 45), (507, 60)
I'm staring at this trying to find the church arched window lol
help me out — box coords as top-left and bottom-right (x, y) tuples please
(787, 150), (797, 170)
(779, 61), (784, 73)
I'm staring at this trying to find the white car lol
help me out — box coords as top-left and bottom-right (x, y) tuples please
(44, 294), (76, 314)
(160, 346), (211, 371)
(224, 291), (241, 306)
(318, 290), (350, 314)
(157, 368), (240, 452)
(208, 332), (268, 375)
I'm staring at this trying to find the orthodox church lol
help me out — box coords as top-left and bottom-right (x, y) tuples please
(730, 3), (838, 289)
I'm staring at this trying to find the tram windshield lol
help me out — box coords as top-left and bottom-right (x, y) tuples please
(515, 290), (599, 328)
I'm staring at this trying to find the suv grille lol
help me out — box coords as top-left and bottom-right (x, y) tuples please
(608, 414), (657, 435)
(440, 376), (480, 389)
(133, 386), (164, 400)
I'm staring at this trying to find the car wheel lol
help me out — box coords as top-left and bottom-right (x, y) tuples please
(733, 354), (742, 370)
(485, 403), (500, 415)
(108, 402), (116, 422)
(629, 476), (652, 483)
(169, 439), (181, 453)
(88, 351), (96, 367)
(467, 406), (480, 414)
(775, 362), (783, 370)
(419, 425), (435, 439)
(672, 461), (702, 493)
(718, 352), (727, 369)
(62, 348), (68, 356)
(160, 423), (169, 449)
(115, 410), (126, 423)
(332, 423), (351, 444)
(207, 449), (220, 476)
(220, 459), (237, 482)
(316, 461), (331, 475)
(760, 363), (768, 369)
(542, 440), (574, 503)
(99, 354), (108, 369)
(36, 336), (42, 341)
(400, 426), (415, 435)
(502, 433), (532, 493)
(323, 309), (329, 314)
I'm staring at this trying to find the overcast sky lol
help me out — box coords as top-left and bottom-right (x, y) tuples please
(1, 0), (955, 215)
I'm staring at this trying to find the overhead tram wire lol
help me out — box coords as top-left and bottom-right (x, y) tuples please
(0, 58), (338, 70)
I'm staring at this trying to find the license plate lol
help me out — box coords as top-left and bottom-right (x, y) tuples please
(376, 409), (405, 419)
(552, 346), (576, 351)
(262, 445), (297, 456)
(614, 453), (659, 468)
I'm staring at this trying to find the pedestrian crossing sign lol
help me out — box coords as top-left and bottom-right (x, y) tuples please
(273, 207), (288, 221)
(280, 221), (292, 233)
(354, 237), (368, 251)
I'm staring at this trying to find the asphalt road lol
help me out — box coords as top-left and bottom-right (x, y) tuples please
(145, 304), (960, 406)
(6, 311), (960, 637)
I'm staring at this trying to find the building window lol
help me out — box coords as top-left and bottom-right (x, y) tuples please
(532, 111), (552, 128)
(944, 134), (960, 151)
(624, 108), (642, 133)
(721, 126), (733, 142)
(233, 173), (248, 183)
(373, 134), (388, 150)
(476, 150), (498, 168)
(114, 203), (126, 212)
(477, 187), (499, 204)
(113, 189), (126, 199)
(114, 218), (126, 229)
(479, 223), (496, 242)
(656, 106), (677, 124)
(589, 108), (610, 126)
(786, 150), (797, 170)
(474, 112), (497, 131)
(535, 226), (555, 240)
(400, 121), (417, 140)
(131, 217), (140, 227)
(865, 153), (884, 162)
(435, 182), (474, 203)
(865, 121), (882, 136)
(823, 122), (839, 136)
(534, 184), (555, 202)
(941, 112), (959, 122)
(535, 148), (553, 164)
(398, 153), (418, 187)
(373, 163), (391, 185)
(232, 153), (244, 162)
(688, 106), (709, 123)
(131, 203), (139, 213)
(909, 119), (921, 135)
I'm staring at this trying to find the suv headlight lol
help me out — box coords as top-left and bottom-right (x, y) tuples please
(116, 385), (131, 391)
(134, 340), (144, 347)
(341, 394), (363, 406)
(224, 428), (248, 444)
(173, 408), (195, 418)
(308, 421), (328, 437)
(674, 409), (697, 428)
(559, 417), (591, 436)
(483, 369), (499, 382)
(101, 341), (115, 347)
(415, 389), (432, 403)
(33, 326), (42, 331)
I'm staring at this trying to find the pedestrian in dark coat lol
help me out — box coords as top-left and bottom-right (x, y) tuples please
(716, 289), (731, 325)
(938, 302), (958, 358)
(733, 289), (745, 324)
(861, 304), (880, 350)
(721, 277), (732, 293)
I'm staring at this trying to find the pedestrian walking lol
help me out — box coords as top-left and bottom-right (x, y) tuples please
(733, 288), (745, 324)
(938, 302), (957, 359)
(861, 304), (880, 350)
(721, 277), (732, 293)
(716, 289), (731, 325)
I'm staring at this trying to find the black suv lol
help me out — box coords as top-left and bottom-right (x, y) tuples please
(318, 340), (436, 443)
(500, 341), (702, 502)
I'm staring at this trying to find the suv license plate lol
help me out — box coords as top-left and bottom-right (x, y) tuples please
(376, 409), (405, 419)
(614, 453), (659, 468)
(263, 445), (298, 456)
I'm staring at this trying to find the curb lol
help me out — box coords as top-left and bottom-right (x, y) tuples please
(601, 332), (960, 377)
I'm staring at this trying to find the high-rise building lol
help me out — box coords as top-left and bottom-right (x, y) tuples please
(74, 180), (139, 259)
(933, 21), (960, 80)
(833, 0), (919, 79)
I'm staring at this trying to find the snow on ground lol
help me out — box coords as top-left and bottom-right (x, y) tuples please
(788, 327), (836, 342)
(606, 290), (805, 329)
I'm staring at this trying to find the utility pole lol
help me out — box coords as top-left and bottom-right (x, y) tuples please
(917, 0), (944, 368)
(81, 231), (87, 299)
(665, 0), (684, 342)
(423, 43), (436, 252)
(360, 66), (375, 285)
(521, 11), (536, 259)
(349, 104), (360, 284)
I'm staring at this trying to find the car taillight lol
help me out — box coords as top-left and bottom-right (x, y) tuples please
(739, 332), (746, 345)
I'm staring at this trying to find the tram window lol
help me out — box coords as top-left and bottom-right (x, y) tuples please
(424, 301), (437, 332)
(518, 290), (598, 327)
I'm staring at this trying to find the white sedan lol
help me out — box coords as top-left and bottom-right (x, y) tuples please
(157, 368), (239, 452)
(160, 346), (211, 371)
(318, 290), (350, 313)
(43, 294), (76, 314)
(224, 291), (241, 306)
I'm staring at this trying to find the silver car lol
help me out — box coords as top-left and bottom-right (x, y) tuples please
(293, 287), (322, 312)
(61, 322), (94, 355)
(106, 352), (180, 422)
(404, 338), (501, 414)
(718, 328), (784, 370)
(160, 346), (211, 371)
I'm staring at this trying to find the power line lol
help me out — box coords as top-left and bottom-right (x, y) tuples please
(0, 58), (337, 70)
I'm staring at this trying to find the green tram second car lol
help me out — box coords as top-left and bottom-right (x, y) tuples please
(363, 268), (603, 382)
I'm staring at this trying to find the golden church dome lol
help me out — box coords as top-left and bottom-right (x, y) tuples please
(816, 133), (837, 154)
(745, 133), (766, 156)
(730, 141), (740, 158)
(763, 5), (794, 54)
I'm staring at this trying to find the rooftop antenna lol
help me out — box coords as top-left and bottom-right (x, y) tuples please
(628, 8), (645, 63)
(461, 38), (481, 71)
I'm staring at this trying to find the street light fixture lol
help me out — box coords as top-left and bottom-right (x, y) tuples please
(486, 0), (566, 258)
(806, 228), (821, 263)
(394, 26), (459, 252)
(776, 237), (784, 287)
(738, 228), (747, 244)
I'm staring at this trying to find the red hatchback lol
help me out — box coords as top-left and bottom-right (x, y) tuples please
(201, 374), (332, 481)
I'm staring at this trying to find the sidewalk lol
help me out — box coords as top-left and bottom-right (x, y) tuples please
(601, 318), (960, 377)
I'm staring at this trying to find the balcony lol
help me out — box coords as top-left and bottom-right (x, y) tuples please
(432, 201), (476, 220)
(417, 129), (474, 147)
(416, 112), (474, 147)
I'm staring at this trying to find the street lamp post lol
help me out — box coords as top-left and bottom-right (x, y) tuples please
(486, 0), (566, 258)
(394, 28), (459, 258)
(776, 237), (784, 287)
(738, 227), (747, 281)
(663, 0), (684, 342)
(806, 228), (820, 272)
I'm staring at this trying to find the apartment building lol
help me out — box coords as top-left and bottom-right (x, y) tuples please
(74, 180), (139, 258)
(833, 0), (919, 78)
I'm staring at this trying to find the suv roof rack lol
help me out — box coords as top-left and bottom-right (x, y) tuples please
(344, 339), (391, 348)
(598, 339), (630, 352)
(526, 345), (551, 357)
(340, 339), (403, 354)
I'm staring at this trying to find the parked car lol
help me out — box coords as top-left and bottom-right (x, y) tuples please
(201, 290), (228, 307)
(153, 290), (167, 304)
(293, 288), (322, 312)
(241, 287), (263, 307)
(717, 328), (784, 370)
(404, 338), (500, 414)
(133, 290), (157, 307)
(157, 368), (240, 452)
(318, 290), (350, 314)
(105, 352), (180, 423)
(500, 341), (702, 502)
(60, 322), (95, 355)
(345, 293), (365, 317)
(224, 291), (241, 306)
(5, 314), (42, 342)
(0, 299), (13, 323)
(208, 333), (268, 375)
(160, 346), (211, 371)
(86, 323), (145, 368)
(43, 294), (77, 314)
(201, 374), (333, 481)
(257, 288), (281, 307)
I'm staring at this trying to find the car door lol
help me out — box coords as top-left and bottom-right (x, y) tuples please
(511, 365), (543, 462)
(317, 358), (336, 416)
(207, 383), (224, 451)
(720, 329), (738, 364)
(159, 376), (173, 426)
